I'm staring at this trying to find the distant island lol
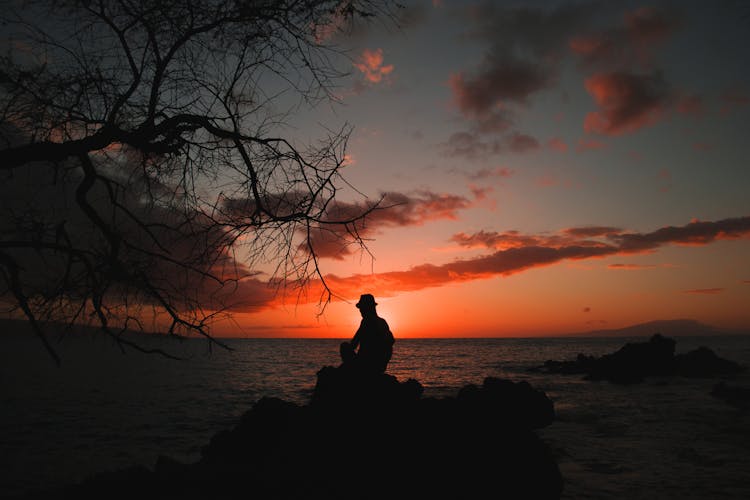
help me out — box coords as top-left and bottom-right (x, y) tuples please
(566, 319), (748, 338)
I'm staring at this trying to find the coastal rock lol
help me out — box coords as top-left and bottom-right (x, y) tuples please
(674, 347), (744, 377)
(534, 334), (744, 384)
(455, 377), (555, 429)
(310, 364), (424, 408)
(25, 365), (563, 499)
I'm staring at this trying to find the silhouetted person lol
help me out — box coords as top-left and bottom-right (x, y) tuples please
(340, 294), (394, 374)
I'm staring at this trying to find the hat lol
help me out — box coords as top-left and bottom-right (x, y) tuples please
(355, 294), (377, 308)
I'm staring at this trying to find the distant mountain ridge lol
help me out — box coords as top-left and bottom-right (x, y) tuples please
(570, 319), (747, 337)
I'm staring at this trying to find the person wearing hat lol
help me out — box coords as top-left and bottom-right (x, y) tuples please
(341, 294), (394, 374)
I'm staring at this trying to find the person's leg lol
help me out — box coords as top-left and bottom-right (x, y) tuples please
(340, 341), (356, 365)
(379, 347), (393, 373)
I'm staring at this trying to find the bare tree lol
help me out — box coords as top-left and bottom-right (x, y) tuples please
(0, 0), (398, 363)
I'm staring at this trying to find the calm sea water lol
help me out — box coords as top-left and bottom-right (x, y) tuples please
(2, 333), (750, 499)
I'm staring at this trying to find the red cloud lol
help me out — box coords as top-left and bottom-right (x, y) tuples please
(451, 230), (559, 251)
(354, 48), (394, 83)
(371, 216), (748, 295)
(584, 71), (669, 135)
(220, 215), (750, 310)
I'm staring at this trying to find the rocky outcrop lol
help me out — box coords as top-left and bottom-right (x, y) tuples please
(533, 334), (744, 384)
(25, 366), (563, 499)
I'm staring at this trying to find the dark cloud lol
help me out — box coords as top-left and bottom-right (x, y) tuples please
(625, 6), (682, 49)
(471, 109), (516, 134)
(507, 132), (540, 153)
(440, 132), (502, 160)
(462, 167), (514, 180)
(584, 71), (670, 135)
(300, 190), (476, 260)
(452, 2), (597, 119)
(449, 56), (551, 114)
(445, 2), (598, 150)
(569, 5), (681, 69)
(450, 3), (687, 142)
(564, 226), (622, 238)
(613, 217), (750, 252)
(441, 131), (540, 160)
(567, 6), (691, 136)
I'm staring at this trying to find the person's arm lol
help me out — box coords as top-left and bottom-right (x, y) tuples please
(382, 319), (394, 345)
(351, 322), (363, 349)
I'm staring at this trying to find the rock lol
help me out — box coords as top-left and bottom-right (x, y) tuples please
(532, 353), (597, 375)
(26, 366), (563, 499)
(456, 377), (555, 429)
(535, 334), (744, 384)
(674, 346), (744, 377)
(310, 364), (424, 409)
(586, 333), (676, 384)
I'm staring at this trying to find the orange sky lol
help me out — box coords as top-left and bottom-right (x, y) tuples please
(202, 2), (750, 338)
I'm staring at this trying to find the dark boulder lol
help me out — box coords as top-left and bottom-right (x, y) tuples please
(586, 333), (676, 383)
(24, 365), (563, 500)
(456, 377), (555, 429)
(535, 334), (744, 384)
(674, 346), (744, 377)
(534, 353), (597, 375)
(310, 364), (424, 409)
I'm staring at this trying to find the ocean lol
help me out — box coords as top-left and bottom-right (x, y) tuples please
(2, 333), (750, 499)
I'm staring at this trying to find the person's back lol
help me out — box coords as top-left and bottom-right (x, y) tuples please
(348, 294), (394, 374)
(355, 315), (394, 373)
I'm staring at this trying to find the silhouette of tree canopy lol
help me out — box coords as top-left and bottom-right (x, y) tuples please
(0, 0), (398, 362)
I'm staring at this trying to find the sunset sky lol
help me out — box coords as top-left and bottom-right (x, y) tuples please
(209, 1), (750, 338)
